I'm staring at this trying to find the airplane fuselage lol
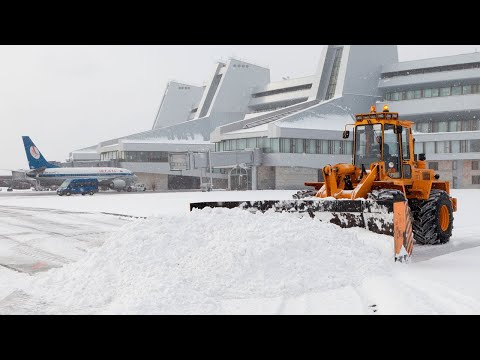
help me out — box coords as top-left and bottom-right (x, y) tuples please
(27, 167), (137, 188)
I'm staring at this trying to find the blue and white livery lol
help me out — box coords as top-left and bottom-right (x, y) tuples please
(22, 136), (137, 191)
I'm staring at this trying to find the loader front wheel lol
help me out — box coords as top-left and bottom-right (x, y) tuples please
(410, 190), (453, 245)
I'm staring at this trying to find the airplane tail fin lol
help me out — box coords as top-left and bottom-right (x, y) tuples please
(22, 136), (60, 169)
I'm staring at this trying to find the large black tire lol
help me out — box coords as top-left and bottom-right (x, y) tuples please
(410, 190), (453, 245)
(66, 191), (71, 196)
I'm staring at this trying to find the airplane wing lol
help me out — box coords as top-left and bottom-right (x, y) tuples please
(0, 168), (36, 188)
(98, 178), (114, 186)
(26, 167), (47, 176)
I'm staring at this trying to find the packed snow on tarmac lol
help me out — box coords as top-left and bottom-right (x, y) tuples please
(0, 189), (480, 314)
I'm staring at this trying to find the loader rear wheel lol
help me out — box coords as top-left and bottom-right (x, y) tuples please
(410, 190), (453, 245)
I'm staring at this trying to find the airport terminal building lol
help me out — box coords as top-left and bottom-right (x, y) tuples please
(69, 45), (480, 190)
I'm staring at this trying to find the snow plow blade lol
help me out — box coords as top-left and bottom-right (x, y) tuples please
(190, 198), (413, 262)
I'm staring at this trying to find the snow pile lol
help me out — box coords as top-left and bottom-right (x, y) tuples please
(277, 113), (354, 131)
(24, 207), (395, 314)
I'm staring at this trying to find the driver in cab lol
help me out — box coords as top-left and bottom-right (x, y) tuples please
(375, 135), (390, 159)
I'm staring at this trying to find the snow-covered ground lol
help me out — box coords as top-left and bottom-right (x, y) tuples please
(0, 189), (479, 314)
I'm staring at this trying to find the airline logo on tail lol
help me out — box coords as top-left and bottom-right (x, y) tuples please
(22, 136), (60, 169)
(30, 146), (41, 160)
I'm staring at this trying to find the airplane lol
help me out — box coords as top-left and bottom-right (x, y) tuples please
(22, 136), (138, 191)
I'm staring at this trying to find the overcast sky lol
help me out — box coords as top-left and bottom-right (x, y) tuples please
(1, 45), (480, 170)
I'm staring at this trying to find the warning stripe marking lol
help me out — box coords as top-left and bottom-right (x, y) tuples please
(404, 204), (414, 256)
(394, 200), (414, 259)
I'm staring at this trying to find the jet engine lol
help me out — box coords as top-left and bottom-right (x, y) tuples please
(109, 179), (126, 190)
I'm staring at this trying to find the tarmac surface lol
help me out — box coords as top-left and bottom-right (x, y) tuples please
(0, 205), (126, 275)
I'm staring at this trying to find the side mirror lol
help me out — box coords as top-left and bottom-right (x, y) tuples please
(394, 125), (403, 134)
(343, 130), (350, 139)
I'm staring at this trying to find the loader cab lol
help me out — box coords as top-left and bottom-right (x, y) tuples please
(354, 123), (383, 169)
(352, 106), (416, 180)
(353, 123), (402, 178)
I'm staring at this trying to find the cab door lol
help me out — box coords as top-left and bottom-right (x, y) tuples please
(383, 124), (402, 178)
(401, 127), (412, 179)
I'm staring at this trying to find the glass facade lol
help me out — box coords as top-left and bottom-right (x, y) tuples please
(100, 151), (169, 162)
(381, 62), (480, 79)
(415, 140), (480, 154)
(215, 137), (353, 155)
(414, 117), (480, 133)
(325, 47), (344, 100)
(385, 84), (480, 101)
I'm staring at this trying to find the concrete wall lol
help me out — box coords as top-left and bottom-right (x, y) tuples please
(343, 45), (398, 98)
(429, 160), (454, 186)
(207, 59), (270, 116)
(70, 152), (100, 161)
(196, 63), (226, 118)
(426, 159), (480, 189)
(153, 82), (204, 129)
(462, 160), (480, 189)
(377, 94), (480, 117)
(263, 153), (350, 169)
(275, 166), (317, 190)
(121, 142), (214, 152)
(257, 166), (275, 190)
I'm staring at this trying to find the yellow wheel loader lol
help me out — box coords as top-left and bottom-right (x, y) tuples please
(191, 105), (457, 261)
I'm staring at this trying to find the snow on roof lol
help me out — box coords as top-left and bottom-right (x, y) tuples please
(71, 145), (98, 153)
(226, 124), (269, 135)
(72, 149), (98, 154)
(122, 136), (211, 145)
(277, 113), (355, 131)
(0, 170), (12, 176)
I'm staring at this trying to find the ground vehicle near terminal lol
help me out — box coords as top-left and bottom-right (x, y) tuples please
(57, 178), (99, 196)
(191, 105), (458, 261)
(131, 183), (147, 192)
